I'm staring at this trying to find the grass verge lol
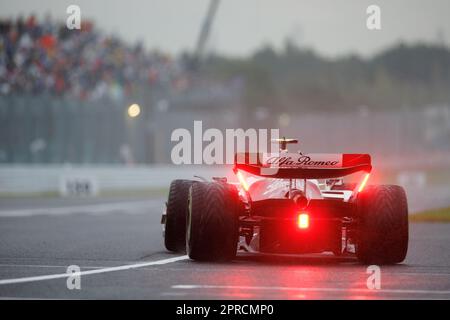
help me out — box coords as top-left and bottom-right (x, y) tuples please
(410, 207), (450, 223)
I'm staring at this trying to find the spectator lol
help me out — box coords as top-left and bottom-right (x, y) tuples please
(0, 15), (191, 101)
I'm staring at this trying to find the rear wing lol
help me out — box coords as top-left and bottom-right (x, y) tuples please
(234, 153), (371, 179)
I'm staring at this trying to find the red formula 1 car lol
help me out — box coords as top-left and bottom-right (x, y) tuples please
(162, 138), (408, 264)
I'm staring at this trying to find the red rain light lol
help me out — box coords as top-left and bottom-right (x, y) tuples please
(298, 213), (309, 229)
(358, 173), (371, 193)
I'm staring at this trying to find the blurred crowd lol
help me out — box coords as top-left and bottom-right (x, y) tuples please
(0, 15), (191, 101)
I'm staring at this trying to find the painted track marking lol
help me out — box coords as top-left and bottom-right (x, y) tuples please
(0, 200), (161, 217)
(0, 255), (189, 285)
(172, 284), (450, 295)
(0, 264), (120, 269)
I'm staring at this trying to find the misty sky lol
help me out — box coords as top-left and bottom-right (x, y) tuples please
(1, 0), (449, 58)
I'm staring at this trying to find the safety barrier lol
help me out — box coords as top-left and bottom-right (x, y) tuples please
(0, 165), (230, 196)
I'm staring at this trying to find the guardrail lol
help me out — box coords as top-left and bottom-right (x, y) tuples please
(1, 163), (448, 198)
(0, 165), (230, 196)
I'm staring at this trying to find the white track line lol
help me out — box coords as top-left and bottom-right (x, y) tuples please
(0, 200), (160, 217)
(172, 284), (450, 295)
(0, 264), (112, 269)
(0, 255), (189, 285)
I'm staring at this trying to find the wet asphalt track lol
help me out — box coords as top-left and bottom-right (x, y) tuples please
(0, 196), (449, 300)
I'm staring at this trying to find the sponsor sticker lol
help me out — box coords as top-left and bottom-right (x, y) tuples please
(262, 153), (342, 168)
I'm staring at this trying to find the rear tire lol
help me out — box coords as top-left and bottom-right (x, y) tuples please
(187, 182), (240, 261)
(356, 185), (409, 264)
(164, 179), (195, 252)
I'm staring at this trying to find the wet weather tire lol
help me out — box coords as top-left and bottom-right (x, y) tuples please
(356, 185), (409, 264)
(187, 182), (240, 261)
(164, 179), (195, 252)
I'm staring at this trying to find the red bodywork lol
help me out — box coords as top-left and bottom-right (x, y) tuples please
(232, 152), (372, 254)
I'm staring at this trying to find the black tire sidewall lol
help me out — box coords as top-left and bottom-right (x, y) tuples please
(164, 179), (194, 252)
(356, 185), (409, 264)
(187, 182), (240, 261)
